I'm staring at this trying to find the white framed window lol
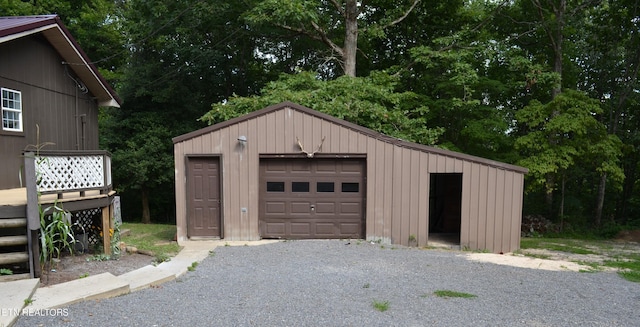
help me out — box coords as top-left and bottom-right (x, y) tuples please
(2, 88), (22, 132)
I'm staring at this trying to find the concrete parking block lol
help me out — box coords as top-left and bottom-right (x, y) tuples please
(0, 278), (39, 327)
(119, 265), (175, 291)
(29, 272), (129, 310)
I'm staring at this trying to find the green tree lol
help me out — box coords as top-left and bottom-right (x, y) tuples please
(0, 0), (125, 84)
(202, 71), (443, 145)
(578, 0), (640, 224)
(515, 90), (623, 226)
(101, 0), (272, 222)
(244, 0), (421, 77)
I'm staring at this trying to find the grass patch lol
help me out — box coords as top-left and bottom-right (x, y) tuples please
(573, 260), (603, 272)
(434, 290), (477, 298)
(604, 256), (640, 283)
(87, 254), (111, 261)
(514, 249), (552, 260)
(521, 237), (640, 283)
(520, 238), (597, 255)
(187, 261), (199, 272)
(372, 300), (390, 312)
(120, 223), (181, 260)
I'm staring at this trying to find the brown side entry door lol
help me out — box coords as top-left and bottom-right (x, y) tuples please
(187, 157), (221, 238)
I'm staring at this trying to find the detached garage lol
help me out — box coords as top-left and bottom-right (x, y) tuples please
(173, 102), (528, 253)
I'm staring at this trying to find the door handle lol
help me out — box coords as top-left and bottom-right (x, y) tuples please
(310, 204), (315, 211)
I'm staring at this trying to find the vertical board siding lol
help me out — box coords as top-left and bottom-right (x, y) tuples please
(174, 143), (186, 239)
(382, 143), (393, 241)
(247, 118), (259, 240)
(0, 36), (101, 189)
(468, 163), (481, 250)
(174, 106), (525, 252)
(400, 148), (412, 245)
(477, 165), (489, 250)
(390, 146), (403, 244)
(501, 171), (515, 253)
(460, 161), (472, 249)
(409, 151), (420, 244)
(485, 167), (497, 251)
(417, 153), (429, 246)
(511, 175), (524, 251)
(495, 170), (507, 252)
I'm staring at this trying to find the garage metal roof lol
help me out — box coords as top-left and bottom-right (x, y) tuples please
(0, 15), (121, 107)
(173, 101), (529, 174)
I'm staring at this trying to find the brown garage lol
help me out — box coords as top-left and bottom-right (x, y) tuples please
(173, 101), (528, 253)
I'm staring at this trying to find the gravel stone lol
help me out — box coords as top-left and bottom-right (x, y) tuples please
(15, 240), (640, 326)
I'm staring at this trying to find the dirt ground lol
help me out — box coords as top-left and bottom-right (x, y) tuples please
(467, 230), (640, 272)
(39, 251), (154, 287)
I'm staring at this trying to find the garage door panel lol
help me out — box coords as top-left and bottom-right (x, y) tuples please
(316, 161), (337, 172)
(341, 161), (364, 173)
(315, 223), (336, 235)
(260, 158), (364, 239)
(291, 202), (312, 214)
(265, 202), (286, 215)
(339, 223), (361, 235)
(264, 160), (287, 172)
(339, 202), (362, 214)
(265, 222), (286, 235)
(290, 223), (311, 235)
(292, 161), (312, 172)
(315, 202), (336, 214)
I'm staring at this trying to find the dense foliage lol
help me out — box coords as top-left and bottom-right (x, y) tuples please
(4, 0), (638, 231)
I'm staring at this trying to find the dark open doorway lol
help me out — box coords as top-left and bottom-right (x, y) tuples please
(429, 173), (462, 248)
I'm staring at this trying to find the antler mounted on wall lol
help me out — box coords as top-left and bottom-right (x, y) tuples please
(296, 136), (326, 158)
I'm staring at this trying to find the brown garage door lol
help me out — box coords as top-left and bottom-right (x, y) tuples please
(187, 157), (221, 238)
(259, 158), (365, 239)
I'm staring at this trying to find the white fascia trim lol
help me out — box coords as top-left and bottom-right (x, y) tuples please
(0, 24), (56, 44)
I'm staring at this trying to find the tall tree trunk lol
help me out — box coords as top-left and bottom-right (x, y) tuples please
(545, 174), (555, 219)
(594, 173), (607, 226)
(342, 0), (359, 77)
(558, 174), (566, 231)
(141, 187), (151, 224)
(533, 0), (565, 217)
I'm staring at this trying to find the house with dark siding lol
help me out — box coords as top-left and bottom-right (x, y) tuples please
(0, 15), (120, 279)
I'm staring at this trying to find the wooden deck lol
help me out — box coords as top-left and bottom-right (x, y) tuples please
(0, 187), (116, 211)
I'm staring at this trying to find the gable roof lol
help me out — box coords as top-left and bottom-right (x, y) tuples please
(0, 15), (121, 107)
(173, 101), (528, 174)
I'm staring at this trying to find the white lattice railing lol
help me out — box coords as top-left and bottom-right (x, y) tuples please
(35, 151), (112, 195)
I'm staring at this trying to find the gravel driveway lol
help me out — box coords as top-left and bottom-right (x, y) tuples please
(15, 240), (640, 326)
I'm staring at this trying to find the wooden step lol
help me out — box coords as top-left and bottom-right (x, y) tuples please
(0, 218), (27, 228)
(0, 252), (29, 265)
(0, 235), (28, 247)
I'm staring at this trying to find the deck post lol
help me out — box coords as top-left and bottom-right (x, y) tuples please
(24, 152), (41, 278)
(101, 204), (112, 255)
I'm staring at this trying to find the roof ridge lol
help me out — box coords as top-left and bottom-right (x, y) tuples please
(0, 15), (57, 19)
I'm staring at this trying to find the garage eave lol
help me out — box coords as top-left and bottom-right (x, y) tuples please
(174, 101), (528, 174)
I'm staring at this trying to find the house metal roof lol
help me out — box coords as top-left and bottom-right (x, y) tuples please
(173, 101), (529, 174)
(0, 15), (121, 107)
